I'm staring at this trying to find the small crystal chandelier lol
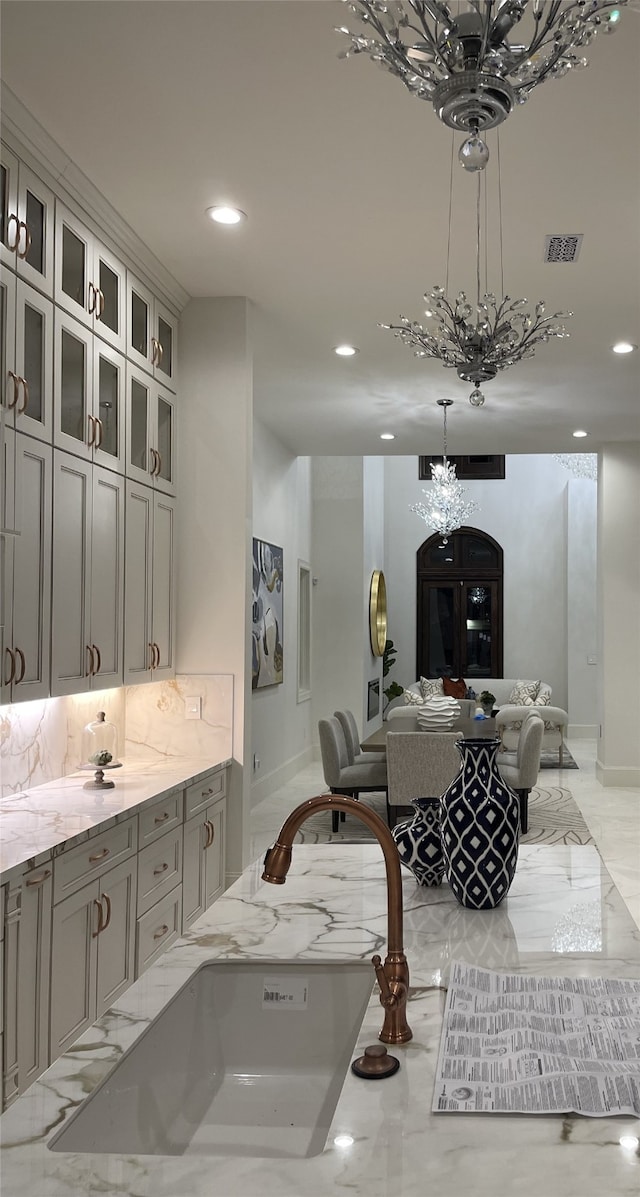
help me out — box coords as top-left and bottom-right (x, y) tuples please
(337, 1), (627, 132)
(381, 136), (572, 403)
(411, 398), (478, 543)
(553, 452), (598, 480)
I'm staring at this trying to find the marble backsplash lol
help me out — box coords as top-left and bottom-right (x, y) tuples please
(0, 675), (233, 797)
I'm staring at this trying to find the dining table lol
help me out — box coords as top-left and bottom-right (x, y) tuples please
(360, 714), (498, 753)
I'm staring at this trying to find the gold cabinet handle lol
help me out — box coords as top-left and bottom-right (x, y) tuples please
(7, 371), (20, 410)
(88, 281), (97, 314)
(155, 450), (162, 478)
(92, 644), (101, 675)
(153, 862), (169, 876)
(16, 220), (31, 260)
(154, 643), (160, 669)
(153, 923), (169, 940)
(19, 377), (29, 414)
(25, 869), (52, 887)
(204, 819), (215, 849)
(86, 644), (95, 677)
(3, 647), (15, 686)
(156, 339), (164, 366)
(14, 646), (26, 684)
(149, 447), (158, 476)
(6, 212), (20, 251)
(88, 414), (96, 446)
(101, 892), (112, 932)
(92, 897), (104, 938)
(148, 642), (155, 670)
(154, 811), (170, 824)
(95, 416), (103, 450)
(96, 288), (105, 319)
(89, 846), (110, 863)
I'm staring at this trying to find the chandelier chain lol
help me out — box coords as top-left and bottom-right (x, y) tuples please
(445, 134), (455, 298)
(497, 130), (505, 299)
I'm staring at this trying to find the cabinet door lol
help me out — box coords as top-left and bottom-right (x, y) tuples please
(96, 858), (137, 1017)
(50, 880), (99, 1060)
(17, 863), (52, 1093)
(93, 241), (125, 354)
(15, 280), (53, 442)
(54, 309), (93, 460)
(0, 144), (19, 269)
(93, 341), (125, 473)
(127, 273), (154, 374)
(0, 266), (17, 417)
(153, 301), (178, 391)
(152, 383), (176, 496)
(125, 362), (153, 485)
(203, 799), (225, 908)
(181, 811), (207, 931)
(54, 204), (92, 326)
(0, 428), (16, 692)
(9, 434), (52, 702)
(51, 451), (92, 696)
(90, 466), (124, 689)
(124, 480), (153, 684)
(152, 492), (176, 680)
(15, 162), (54, 297)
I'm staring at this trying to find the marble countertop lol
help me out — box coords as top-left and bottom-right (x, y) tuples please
(1, 841), (639, 1196)
(0, 755), (231, 881)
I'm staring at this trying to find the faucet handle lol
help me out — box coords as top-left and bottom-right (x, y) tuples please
(372, 954), (397, 1008)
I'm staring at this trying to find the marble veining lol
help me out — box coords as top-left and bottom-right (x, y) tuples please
(1, 843), (638, 1196)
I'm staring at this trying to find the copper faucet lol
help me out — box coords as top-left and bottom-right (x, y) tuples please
(262, 793), (412, 1046)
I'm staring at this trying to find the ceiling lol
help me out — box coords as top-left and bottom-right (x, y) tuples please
(2, 1), (639, 457)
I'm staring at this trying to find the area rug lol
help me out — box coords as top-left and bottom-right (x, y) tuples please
(540, 746), (578, 769)
(295, 785), (593, 848)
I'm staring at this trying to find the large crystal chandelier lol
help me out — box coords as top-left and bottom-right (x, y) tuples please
(553, 452), (598, 480)
(411, 398), (478, 543)
(337, 1), (627, 132)
(381, 141), (572, 403)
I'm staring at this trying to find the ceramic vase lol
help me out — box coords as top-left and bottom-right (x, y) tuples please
(416, 695), (460, 731)
(440, 737), (519, 910)
(392, 798), (445, 887)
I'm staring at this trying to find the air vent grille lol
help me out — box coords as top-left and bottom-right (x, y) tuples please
(544, 234), (583, 263)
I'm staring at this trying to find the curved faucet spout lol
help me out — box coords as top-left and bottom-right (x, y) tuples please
(262, 793), (412, 1045)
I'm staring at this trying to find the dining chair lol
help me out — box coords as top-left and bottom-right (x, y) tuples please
(385, 730), (462, 827)
(496, 712), (544, 834)
(334, 709), (386, 766)
(318, 717), (388, 832)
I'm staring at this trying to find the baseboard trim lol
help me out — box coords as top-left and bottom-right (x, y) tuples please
(251, 746), (315, 805)
(595, 760), (640, 788)
(568, 724), (598, 740)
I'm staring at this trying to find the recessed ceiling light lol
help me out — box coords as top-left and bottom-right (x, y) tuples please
(334, 344), (359, 357)
(206, 205), (247, 225)
(612, 341), (637, 354)
(334, 1134), (354, 1149)
(380, 432), (395, 440)
(572, 429), (588, 438)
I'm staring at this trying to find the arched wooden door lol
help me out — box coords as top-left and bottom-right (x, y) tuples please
(416, 528), (503, 680)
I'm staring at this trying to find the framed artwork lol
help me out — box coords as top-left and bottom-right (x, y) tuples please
(367, 678), (380, 721)
(252, 538), (284, 689)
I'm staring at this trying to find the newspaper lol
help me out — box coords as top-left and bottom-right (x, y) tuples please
(433, 962), (640, 1116)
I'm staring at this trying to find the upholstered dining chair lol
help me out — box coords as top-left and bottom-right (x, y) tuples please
(385, 730), (462, 828)
(496, 712), (544, 834)
(334, 709), (386, 767)
(318, 717), (388, 832)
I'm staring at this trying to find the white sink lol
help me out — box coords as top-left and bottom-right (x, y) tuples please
(49, 960), (374, 1159)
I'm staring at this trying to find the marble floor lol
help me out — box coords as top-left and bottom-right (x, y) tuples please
(250, 738), (640, 933)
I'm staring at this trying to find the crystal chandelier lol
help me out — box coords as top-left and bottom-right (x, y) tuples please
(381, 139), (572, 403)
(337, 1), (627, 132)
(411, 398), (478, 543)
(553, 452), (598, 480)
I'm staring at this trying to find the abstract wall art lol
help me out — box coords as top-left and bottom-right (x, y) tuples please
(252, 538), (284, 689)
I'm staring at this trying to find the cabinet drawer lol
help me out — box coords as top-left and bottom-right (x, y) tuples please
(138, 789), (182, 849)
(137, 826), (183, 917)
(135, 887), (182, 977)
(54, 817), (137, 904)
(184, 768), (226, 819)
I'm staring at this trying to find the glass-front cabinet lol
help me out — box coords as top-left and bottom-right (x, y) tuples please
(417, 529), (503, 680)
(127, 273), (177, 391)
(125, 363), (176, 495)
(1, 272), (53, 442)
(0, 144), (55, 296)
(54, 309), (126, 472)
(55, 204), (126, 354)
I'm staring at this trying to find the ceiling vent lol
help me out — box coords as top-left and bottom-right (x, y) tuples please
(543, 234), (583, 263)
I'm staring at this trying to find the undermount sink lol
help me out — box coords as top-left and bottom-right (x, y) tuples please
(49, 960), (374, 1159)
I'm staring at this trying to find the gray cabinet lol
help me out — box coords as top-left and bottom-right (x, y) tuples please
(182, 795), (226, 932)
(125, 363), (176, 495)
(2, 861), (52, 1106)
(124, 482), (176, 684)
(0, 144), (55, 296)
(0, 274), (54, 444)
(54, 203), (126, 354)
(126, 272), (177, 391)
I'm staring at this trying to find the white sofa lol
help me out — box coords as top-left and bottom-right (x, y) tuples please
(387, 678), (569, 764)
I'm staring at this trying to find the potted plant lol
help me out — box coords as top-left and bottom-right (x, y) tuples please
(478, 690), (496, 717)
(382, 639), (404, 714)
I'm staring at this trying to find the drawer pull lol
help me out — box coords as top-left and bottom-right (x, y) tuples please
(153, 923), (169, 940)
(154, 811), (170, 824)
(153, 862), (169, 876)
(202, 787), (214, 799)
(89, 846), (110, 863)
(25, 869), (51, 887)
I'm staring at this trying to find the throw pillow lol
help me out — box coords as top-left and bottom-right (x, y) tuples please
(442, 676), (466, 699)
(534, 689), (551, 707)
(403, 689), (425, 706)
(508, 679), (541, 705)
(419, 676), (444, 699)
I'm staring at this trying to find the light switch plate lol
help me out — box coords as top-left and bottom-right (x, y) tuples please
(185, 696), (201, 720)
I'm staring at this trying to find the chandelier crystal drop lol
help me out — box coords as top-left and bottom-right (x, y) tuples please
(337, 1), (627, 131)
(553, 452), (598, 480)
(410, 399), (478, 544)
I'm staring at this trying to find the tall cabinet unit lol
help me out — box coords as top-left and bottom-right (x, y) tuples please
(124, 482), (177, 684)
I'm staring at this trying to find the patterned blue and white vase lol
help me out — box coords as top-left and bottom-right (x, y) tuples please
(392, 798), (445, 887)
(440, 738), (519, 910)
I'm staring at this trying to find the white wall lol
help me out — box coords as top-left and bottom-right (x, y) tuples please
(251, 420), (313, 800)
(567, 478), (598, 735)
(383, 455), (584, 712)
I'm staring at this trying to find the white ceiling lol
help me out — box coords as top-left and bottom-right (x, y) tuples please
(2, 1), (639, 456)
